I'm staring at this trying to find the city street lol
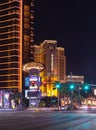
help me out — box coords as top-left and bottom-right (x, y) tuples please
(0, 110), (96, 130)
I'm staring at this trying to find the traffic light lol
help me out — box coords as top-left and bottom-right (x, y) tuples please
(55, 82), (61, 89)
(83, 84), (90, 91)
(69, 83), (75, 91)
(31, 81), (35, 86)
(43, 81), (46, 87)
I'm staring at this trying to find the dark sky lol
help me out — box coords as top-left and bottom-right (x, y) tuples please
(34, 0), (96, 84)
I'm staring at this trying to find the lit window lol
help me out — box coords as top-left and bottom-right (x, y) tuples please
(24, 18), (29, 23)
(24, 23), (29, 28)
(24, 11), (30, 17)
(24, 36), (29, 42)
(24, 5), (30, 11)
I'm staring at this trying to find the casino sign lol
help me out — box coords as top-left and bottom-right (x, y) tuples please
(23, 62), (45, 73)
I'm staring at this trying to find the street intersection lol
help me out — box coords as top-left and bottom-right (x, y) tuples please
(0, 110), (96, 130)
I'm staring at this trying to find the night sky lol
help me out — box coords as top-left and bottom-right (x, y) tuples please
(34, 0), (96, 84)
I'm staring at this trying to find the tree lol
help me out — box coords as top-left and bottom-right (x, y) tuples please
(59, 84), (84, 108)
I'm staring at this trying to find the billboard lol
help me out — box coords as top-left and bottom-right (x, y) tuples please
(25, 90), (40, 99)
(30, 75), (38, 81)
(25, 77), (29, 87)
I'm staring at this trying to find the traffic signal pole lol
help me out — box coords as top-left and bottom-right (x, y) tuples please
(55, 81), (61, 110)
(70, 91), (73, 110)
(70, 72), (73, 110)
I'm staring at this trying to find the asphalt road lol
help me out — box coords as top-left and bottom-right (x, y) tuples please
(0, 110), (96, 130)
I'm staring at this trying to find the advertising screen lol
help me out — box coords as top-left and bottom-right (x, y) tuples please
(25, 90), (39, 99)
(4, 92), (10, 108)
(30, 75), (38, 81)
(25, 77), (29, 87)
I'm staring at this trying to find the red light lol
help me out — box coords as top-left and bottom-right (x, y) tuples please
(43, 81), (46, 87)
(32, 81), (35, 86)
(43, 81), (46, 84)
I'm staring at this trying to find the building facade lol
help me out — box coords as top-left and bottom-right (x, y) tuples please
(66, 75), (84, 83)
(0, 0), (34, 92)
(34, 40), (66, 96)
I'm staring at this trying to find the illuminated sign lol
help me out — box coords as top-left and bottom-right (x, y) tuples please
(94, 89), (96, 95)
(23, 62), (45, 73)
(25, 90), (38, 99)
(4, 92), (10, 108)
(25, 77), (29, 87)
(30, 76), (38, 81)
(30, 86), (37, 89)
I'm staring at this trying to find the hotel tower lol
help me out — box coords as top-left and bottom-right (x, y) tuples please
(0, 0), (34, 92)
(34, 40), (66, 97)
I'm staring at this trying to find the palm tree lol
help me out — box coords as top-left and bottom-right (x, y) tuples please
(59, 85), (84, 109)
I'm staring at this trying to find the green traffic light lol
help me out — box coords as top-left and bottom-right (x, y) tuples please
(84, 84), (89, 90)
(69, 83), (75, 90)
(70, 84), (74, 89)
(55, 82), (61, 89)
(85, 86), (88, 90)
(56, 84), (60, 89)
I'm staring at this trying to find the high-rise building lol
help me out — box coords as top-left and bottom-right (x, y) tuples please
(34, 40), (66, 96)
(57, 47), (66, 82)
(0, 0), (34, 92)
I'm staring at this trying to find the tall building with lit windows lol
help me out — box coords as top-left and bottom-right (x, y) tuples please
(0, 0), (34, 92)
(34, 40), (66, 97)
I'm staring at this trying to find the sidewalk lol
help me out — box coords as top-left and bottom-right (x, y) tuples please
(0, 108), (17, 112)
(27, 107), (55, 112)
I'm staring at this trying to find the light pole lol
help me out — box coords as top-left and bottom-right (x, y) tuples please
(78, 86), (81, 108)
(55, 81), (61, 110)
(70, 90), (73, 110)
